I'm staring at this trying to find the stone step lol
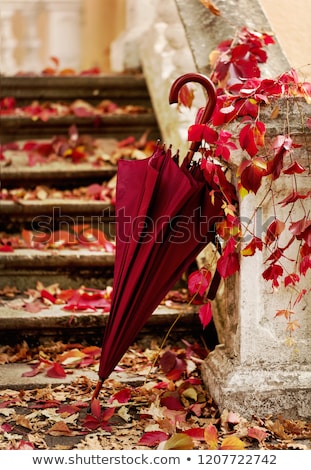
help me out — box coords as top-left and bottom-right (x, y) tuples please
(0, 74), (153, 107)
(0, 74), (160, 144)
(1, 199), (113, 218)
(0, 113), (160, 144)
(0, 249), (115, 290)
(0, 300), (199, 346)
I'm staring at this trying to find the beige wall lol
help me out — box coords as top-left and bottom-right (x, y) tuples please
(80, 0), (125, 72)
(260, 0), (311, 80)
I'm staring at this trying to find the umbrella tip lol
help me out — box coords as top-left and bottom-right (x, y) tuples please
(91, 379), (104, 401)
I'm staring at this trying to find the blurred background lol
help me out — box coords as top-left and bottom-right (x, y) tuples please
(0, 0), (310, 79)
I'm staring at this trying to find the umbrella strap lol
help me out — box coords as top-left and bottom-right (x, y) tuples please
(207, 270), (222, 300)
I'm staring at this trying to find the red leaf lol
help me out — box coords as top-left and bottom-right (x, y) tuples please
(188, 124), (204, 142)
(138, 431), (169, 447)
(289, 217), (311, 244)
(109, 388), (132, 404)
(199, 302), (213, 328)
(101, 406), (115, 422)
(238, 157), (267, 194)
(241, 236), (263, 256)
(179, 84), (195, 108)
(159, 350), (177, 374)
(278, 190), (308, 207)
(217, 237), (240, 278)
(262, 264), (283, 288)
(284, 273), (300, 287)
(161, 394), (184, 411)
(0, 244), (14, 252)
(247, 427), (268, 442)
(188, 268), (212, 296)
(41, 289), (57, 304)
(90, 397), (101, 420)
(265, 219), (285, 245)
(183, 428), (205, 441)
(299, 255), (311, 276)
(283, 161), (305, 174)
(46, 363), (67, 378)
(22, 366), (42, 377)
(239, 123), (258, 156)
(57, 404), (81, 415)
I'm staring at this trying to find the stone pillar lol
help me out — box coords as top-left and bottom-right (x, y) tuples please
(203, 114), (311, 417)
(42, 0), (82, 70)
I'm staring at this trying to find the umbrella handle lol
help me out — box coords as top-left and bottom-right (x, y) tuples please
(169, 72), (217, 167)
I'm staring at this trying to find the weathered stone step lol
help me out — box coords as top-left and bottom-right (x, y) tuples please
(0, 200), (113, 218)
(1, 163), (116, 188)
(0, 113), (160, 144)
(0, 75), (153, 107)
(0, 249), (115, 290)
(0, 301), (199, 345)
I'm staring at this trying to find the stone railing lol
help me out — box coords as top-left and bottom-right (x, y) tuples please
(0, 0), (82, 75)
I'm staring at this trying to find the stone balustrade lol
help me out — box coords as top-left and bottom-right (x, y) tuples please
(0, 0), (82, 75)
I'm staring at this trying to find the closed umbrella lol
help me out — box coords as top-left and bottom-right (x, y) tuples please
(92, 73), (224, 399)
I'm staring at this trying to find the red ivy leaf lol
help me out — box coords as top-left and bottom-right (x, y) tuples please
(217, 237), (240, 278)
(238, 157), (267, 194)
(283, 161), (305, 174)
(284, 273), (300, 287)
(265, 219), (285, 245)
(241, 236), (263, 256)
(299, 255), (311, 276)
(262, 264), (283, 288)
(109, 388), (132, 404)
(199, 302), (213, 329)
(188, 268), (212, 297)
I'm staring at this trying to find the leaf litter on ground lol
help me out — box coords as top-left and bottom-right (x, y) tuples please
(0, 337), (310, 450)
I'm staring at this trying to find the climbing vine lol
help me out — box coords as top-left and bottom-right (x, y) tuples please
(184, 25), (311, 343)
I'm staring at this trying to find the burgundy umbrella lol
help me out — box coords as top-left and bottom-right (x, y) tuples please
(92, 73), (224, 399)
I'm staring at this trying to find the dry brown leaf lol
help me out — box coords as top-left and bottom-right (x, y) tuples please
(199, 0), (221, 16)
(15, 414), (33, 430)
(47, 421), (73, 436)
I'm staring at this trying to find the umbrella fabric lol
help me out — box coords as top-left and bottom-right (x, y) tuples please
(97, 145), (224, 381)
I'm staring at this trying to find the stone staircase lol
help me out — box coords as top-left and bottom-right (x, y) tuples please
(0, 74), (204, 349)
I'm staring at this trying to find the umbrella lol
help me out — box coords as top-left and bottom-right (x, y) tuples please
(92, 73), (224, 400)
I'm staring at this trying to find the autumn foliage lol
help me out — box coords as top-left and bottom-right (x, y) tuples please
(184, 26), (311, 338)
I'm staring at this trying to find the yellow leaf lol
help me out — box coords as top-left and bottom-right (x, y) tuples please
(270, 105), (279, 119)
(57, 349), (87, 366)
(164, 433), (194, 450)
(286, 320), (301, 332)
(220, 435), (246, 450)
(182, 387), (198, 401)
